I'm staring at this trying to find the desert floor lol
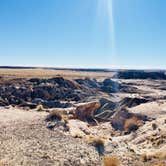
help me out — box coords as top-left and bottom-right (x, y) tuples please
(0, 69), (165, 166)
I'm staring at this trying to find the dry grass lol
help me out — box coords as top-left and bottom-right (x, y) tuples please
(36, 104), (45, 111)
(154, 151), (166, 160)
(103, 155), (120, 166)
(141, 146), (166, 162)
(0, 68), (114, 79)
(152, 162), (166, 166)
(152, 123), (158, 130)
(72, 132), (84, 139)
(124, 117), (141, 132)
(86, 135), (105, 145)
(141, 153), (148, 162)
(45, 110), (68, 123)
(86, 135), (105, 155)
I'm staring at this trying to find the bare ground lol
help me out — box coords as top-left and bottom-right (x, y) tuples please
(0, 108), (100, 166)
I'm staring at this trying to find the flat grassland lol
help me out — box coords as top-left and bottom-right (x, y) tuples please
(0, 68), (115, 79)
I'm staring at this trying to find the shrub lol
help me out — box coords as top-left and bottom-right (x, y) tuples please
(45, 110), (68, 123)
(124, 117), (140, 132)
(87, 135), (105, 156)
(36, 104), (44, 111)
(152, 123), (158, 130)
(155, 150), (166, 160)
(141, 147), (166, 162)
(72, 132), (84, 138)
(141, 153), (148, 162)
(152, 162), (166, 166)
(103, 155), (120, 166)
(127, 123), (139, 132)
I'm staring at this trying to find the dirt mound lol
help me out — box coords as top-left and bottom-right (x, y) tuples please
(110, 109), (149, 132)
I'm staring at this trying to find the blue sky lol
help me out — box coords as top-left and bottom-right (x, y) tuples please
(0, 0), (165, 69)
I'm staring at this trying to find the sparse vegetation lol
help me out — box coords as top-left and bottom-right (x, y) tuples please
(45, 110), (68, 123)
(36, 104), (45, 111)
(152, 162), (166, 166)
(155, 139), (164, 146)
(124, 117), (141, 132)
(149, 133), (166, 148)
(0, 68), (114, 79)
(0, 68), (166, 165)
(103, 155), (120, 166)
(152, 123), (158, 130)
(141, 153), (148, 162)
(87, 135), (105, 145)
(141, 146), (166, 163)
(72, 132), (84, 138)
(155, 151), (166, 160)
(86, 135), (105, 156)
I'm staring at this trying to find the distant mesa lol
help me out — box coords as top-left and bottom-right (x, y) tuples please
(113, 70), (166, 79)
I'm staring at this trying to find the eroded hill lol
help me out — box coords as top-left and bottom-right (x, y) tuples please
(0, 70), (166, 166)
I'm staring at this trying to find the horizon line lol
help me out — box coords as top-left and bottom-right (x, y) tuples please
(0, 65), (165, 71)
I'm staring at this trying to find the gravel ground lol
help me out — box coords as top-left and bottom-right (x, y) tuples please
(0, 108), (100, 166)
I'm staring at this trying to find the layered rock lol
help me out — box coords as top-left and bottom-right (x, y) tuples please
(74, 101), (100, 122)
(0, 77), (97, 108)
(110, 109), (149, 132)
(113, 71), (166, 80)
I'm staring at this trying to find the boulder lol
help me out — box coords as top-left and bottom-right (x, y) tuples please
(101, 79), (120, 93)
(74, 101), (100, 121)
(94, 98), (117, 121)
(67, 119), (91, 138)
